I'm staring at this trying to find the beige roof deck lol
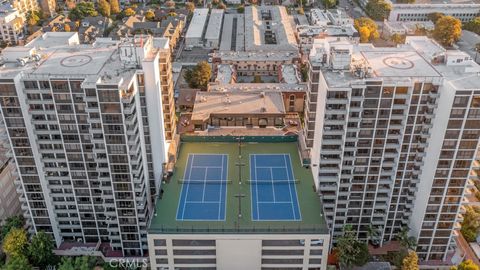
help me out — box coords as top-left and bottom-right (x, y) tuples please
(191, 91), (286, 122)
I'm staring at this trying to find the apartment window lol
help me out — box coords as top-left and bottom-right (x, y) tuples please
(24, 81), (38, 89)
(453, 96), (469, 107)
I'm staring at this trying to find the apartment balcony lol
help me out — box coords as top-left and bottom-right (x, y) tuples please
(125, 124), (139, 136)
(319, 183), (337, 192)
(325, 119), (346, 125)
(321, 139), (344, 145)
(123, 104), (135, 115)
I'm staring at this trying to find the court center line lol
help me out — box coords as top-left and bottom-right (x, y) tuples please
(201, 167), (208, 202)
(284, 154), (296, 220)
(270, 167), (276, 203)
(185, 201), (221, 204)
(255, 166), (291, 169)
(254, 155), (260, 220)
(191, 166), (224, 169)
(218, 155), (224, 220)
(181, 154), (195, 220)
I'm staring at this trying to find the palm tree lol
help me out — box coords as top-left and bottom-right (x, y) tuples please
(396, 227), (417, 250)
(367, 224), (381, 246)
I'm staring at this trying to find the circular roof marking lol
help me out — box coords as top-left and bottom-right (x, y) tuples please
(60, 55), (93, 67)
(382, 56), (414, 70)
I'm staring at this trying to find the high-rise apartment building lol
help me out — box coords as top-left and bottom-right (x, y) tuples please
(0, 3), (24, 45)
(306, 36), (480, 261)
(0, 116), (21, 223)
(0, 32), (173, 257)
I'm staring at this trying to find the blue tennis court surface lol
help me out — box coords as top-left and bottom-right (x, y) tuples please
(176, 154), (228, 221)
(250, 154), (301, 221)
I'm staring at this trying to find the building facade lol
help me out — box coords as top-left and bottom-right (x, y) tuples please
(386, 1), (480, 22)
(0, 3), (24, 45)
(0, 33), (172, 257)
(0, 117), (21, 224)
(306, 36), (480, 262)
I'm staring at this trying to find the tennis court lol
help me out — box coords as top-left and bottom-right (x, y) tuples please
(250, 154), (301, 221)
(176, 154), (228, 221)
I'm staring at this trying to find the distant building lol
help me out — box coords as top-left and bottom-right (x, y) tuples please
(310, 9), (353, 26)
(296, 24), (358, 50)
(204, 9), (224, 49)
(38, 0), (56, 17)
(214, 6), (300, 76)
(381, 0), (480, 22)
(383, 21), (434, 37)
(0, 118), (21, 224)
(0, 3), (24, 45)
(185, 8), (208, 47)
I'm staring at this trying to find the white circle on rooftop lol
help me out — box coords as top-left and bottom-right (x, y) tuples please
(382, 57), (414, 70)
(60, 55), (92, 67)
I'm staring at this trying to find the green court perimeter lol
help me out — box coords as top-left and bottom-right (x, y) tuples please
(149, 142), (328, 234)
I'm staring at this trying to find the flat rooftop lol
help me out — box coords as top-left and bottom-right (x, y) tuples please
(297, 25), (358, 38)
(358, 50), (440, 77)
(219, 14), (245, 51)
(191, 91), (286, 122)
(204, 9), (224, 41)
(185, 8), (208, 39)
(390, 0), (480, 4)
(149, 142), (327, 234)
(244, 6), (298, 52)
(213, 51), (299, 61)
(209, 83), (307, 92)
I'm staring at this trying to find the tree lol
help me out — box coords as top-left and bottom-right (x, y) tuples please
(335, 225), (370, 268)
(396, 227), (417, 250)
(26, 11), (40, 26)
(3, 255), (32, 270)
(0, 216), (23, 240)
(2, 228), (28, 258)
(165, 0), (175, 8)
(68, 2), (98, 20)
(428, 12), (444, 23)
(358, 26), (371, 43)
(28, 231), (56, 269)
(110, 0), (120, 14)
(298, 7), (305, 15)
(184, 61), (211, 90)
(461, 206), (480, 242)
(451, 260), (480, 270)
(237, 5), (245, 13)
(323, 0), (336, 9)
(433, 15), (462, 47)
(367, 224), (381, 246)
(390, 33), (406, 44)
(97, 0), (111, 17)
(402, 251), (419, 270)
(365, 0), (392, 21)
(218, 1), (226, 9)
(354, 17), (379, 42)
(186, 2), (195, 13)
(123, 8), (136, 17)
(464, 17), (480, 35)
(57, 256), (94, 270)
(64, 23), (71, 32)
(145, 10), (155, 21)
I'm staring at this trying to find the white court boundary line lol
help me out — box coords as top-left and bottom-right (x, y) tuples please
(176, 154), (228, 221)
(250, 153), (302, 221)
